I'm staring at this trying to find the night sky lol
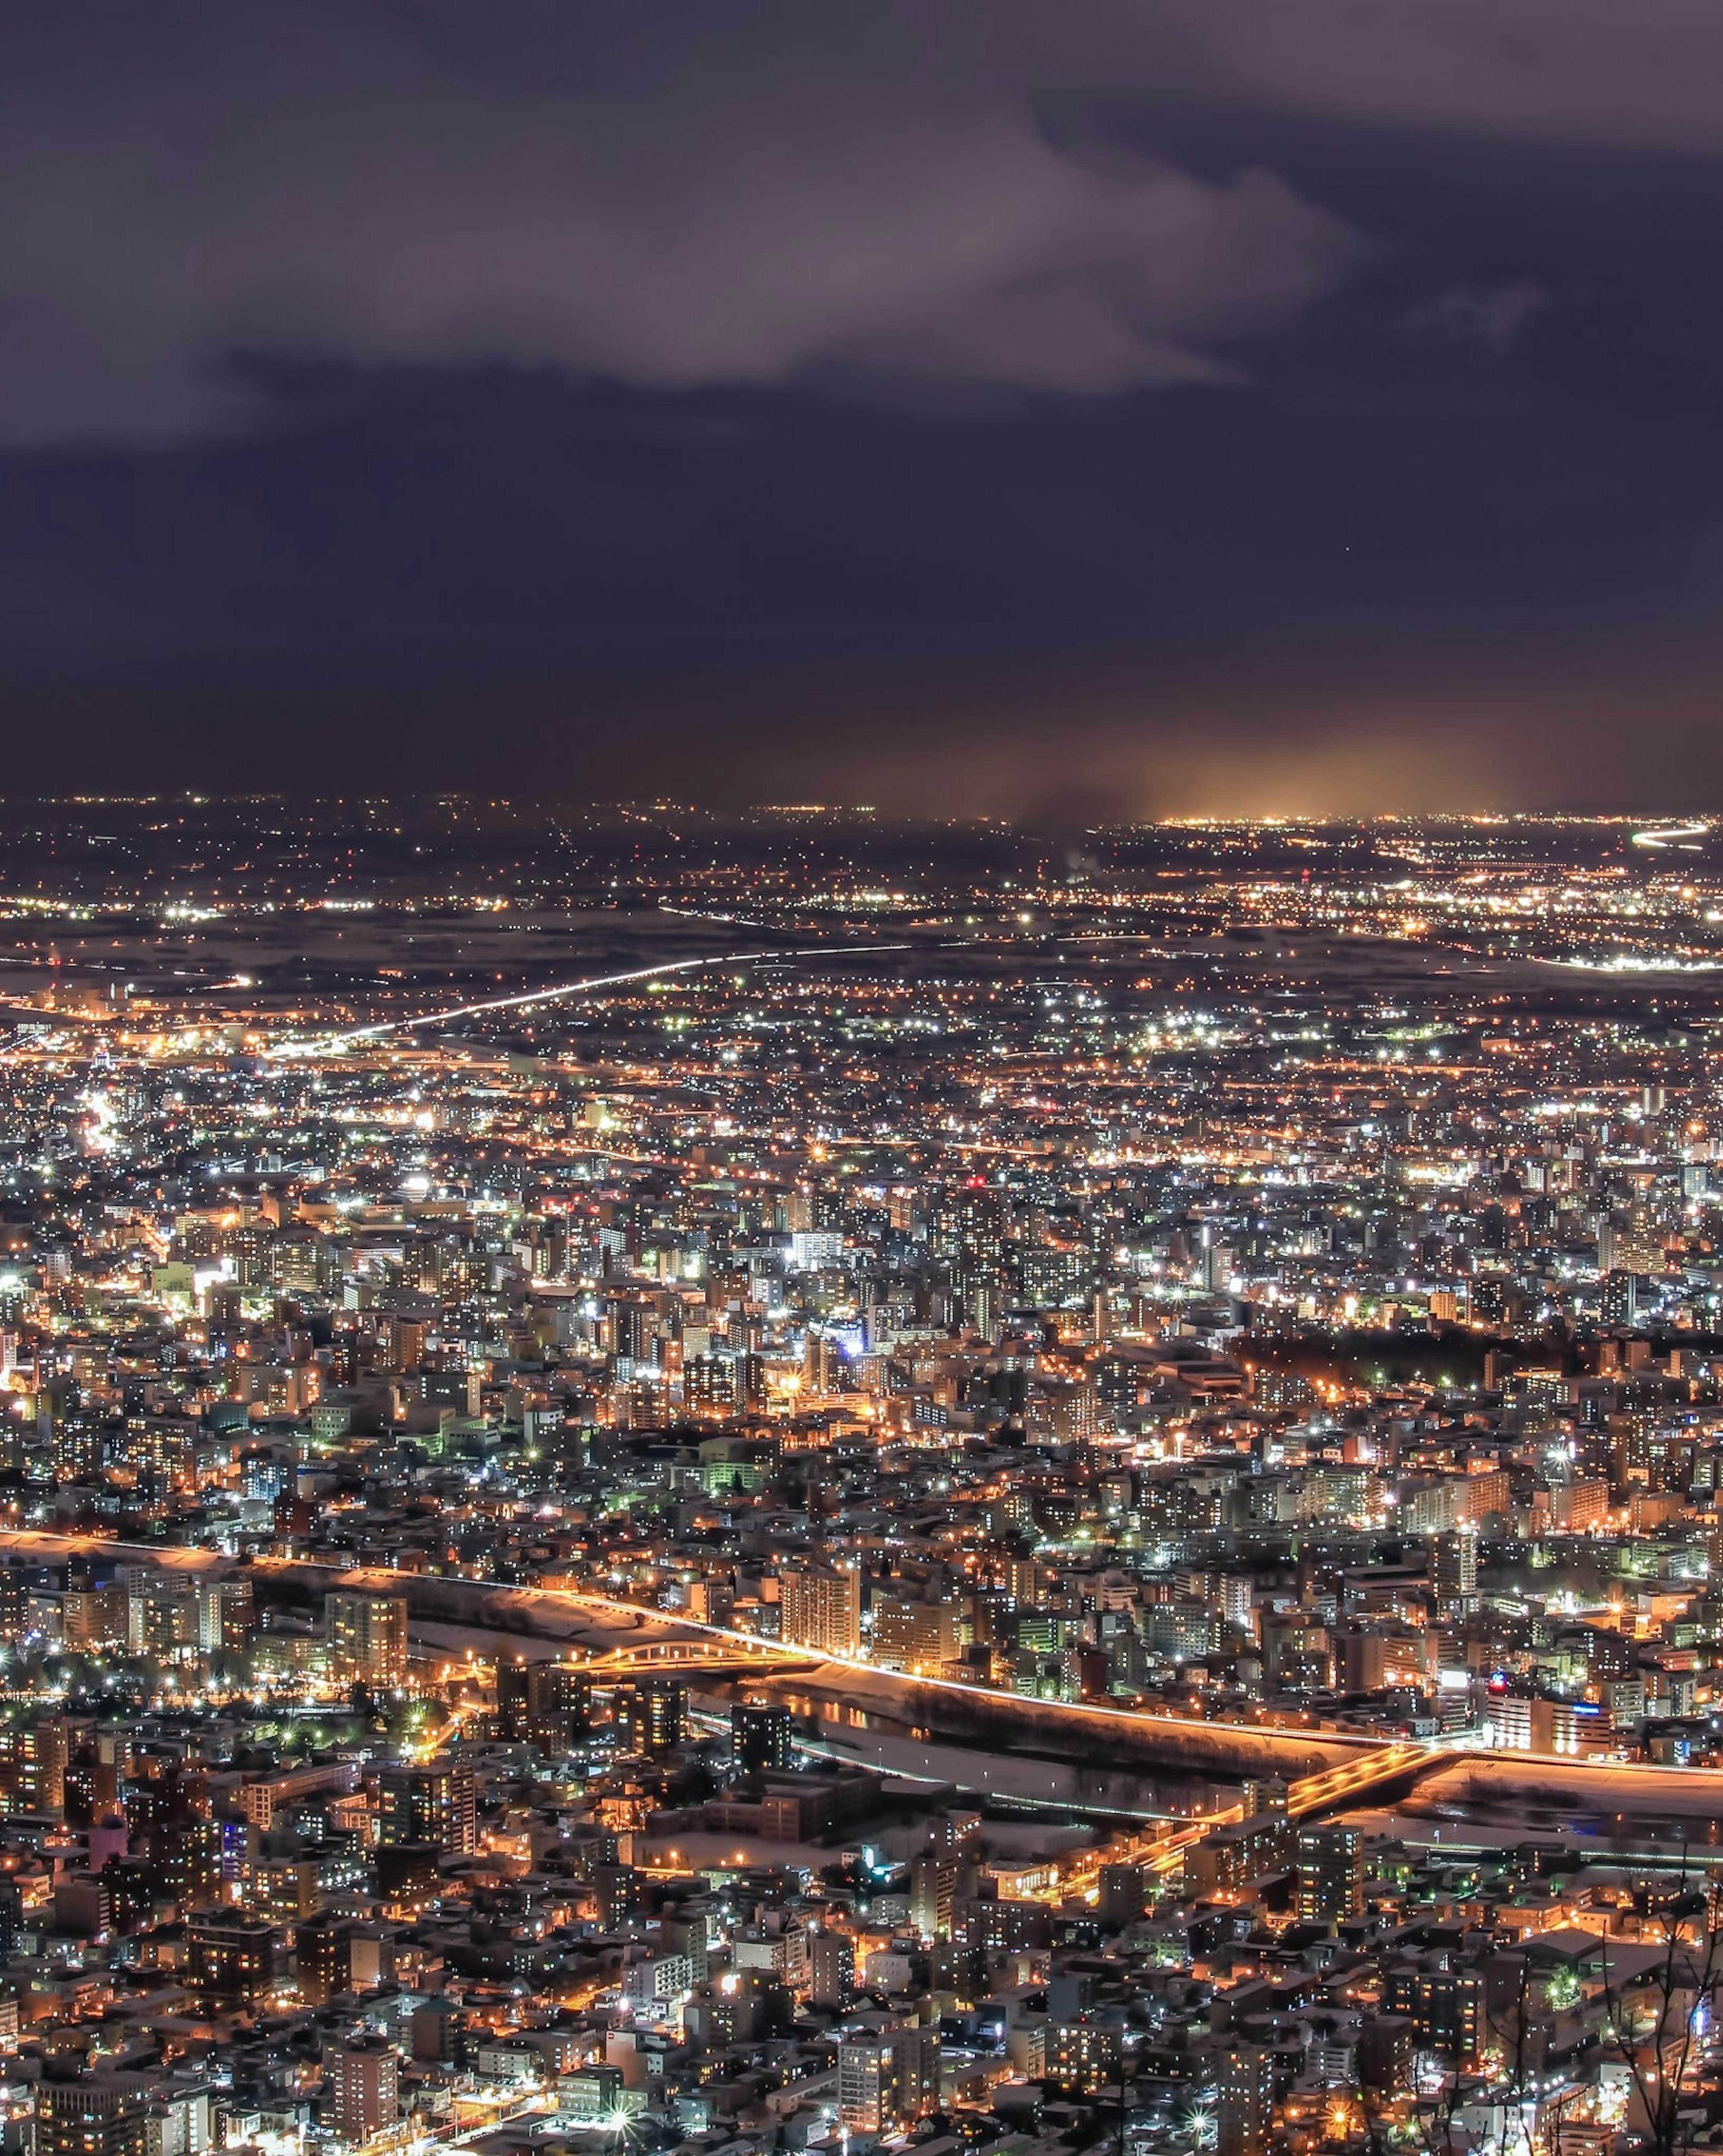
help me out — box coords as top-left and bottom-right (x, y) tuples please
(6, 2), (1723, 815)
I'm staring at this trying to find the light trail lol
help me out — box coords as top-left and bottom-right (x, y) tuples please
(262, 942), (915, 1058)
(1631, 821), (1711, 849)
(1534, 954), (1723, 974)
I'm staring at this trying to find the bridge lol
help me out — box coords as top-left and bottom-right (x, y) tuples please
(1, 1531), (1715, 1821)
(1047, 1742), (1438, 1898)
(525, 1636), (824, 1682)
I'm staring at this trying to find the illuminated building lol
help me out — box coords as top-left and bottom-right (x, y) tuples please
(1047, 2021), (1123, 2097)
(1185, 1814), (1295, 1899)
(618, 1677), (687, 1754)
(34, 2071), (153, 2156)
(0, 1714), (68, 1815)
(297, 1912), (356, 2004)
(1297, 1824), (1365, 1924)
(61, 1584), (127, 1653)
(522, 1660), (595, 1748)
(129, 1415), (197, 1490)
(870, 1590), (960, 1673)
(909, 1856), (958, 1941)
(837, 2026), (940, 2133)
(324, 1591), (408, 1686)
(731, 1701), (794, 1774)
(1429, 1529), (1478, 1616)
(323, 2035), (398, 2143)
(185, 1914), (284, 2008)
(1383, 1966), (1481, 2062)
(236, 1760), (359, 1831)
(196, 1577), (255, 1655)
(807, 1929), (854, 2007)
(1097, 1862), (1148, 1927)
(126, 1571), (197, 1657)
(376, 1842), (441, 1913)
(779, 1561), (861, 1656)
(379, 1754), (475, 1856)
(1216, 2043), (1273, 2156)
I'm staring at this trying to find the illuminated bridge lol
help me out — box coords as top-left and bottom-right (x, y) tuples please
(1051, 1744), (1439, 1891)
(0, 1530), (1438, 1786)
(527, 1636), (824, 1682)
(1, 1532), (1714, 1822)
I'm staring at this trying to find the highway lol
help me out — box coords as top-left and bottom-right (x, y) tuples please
(262, 940), (916, 1058)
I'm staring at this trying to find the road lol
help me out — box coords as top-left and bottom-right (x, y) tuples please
(263, 940), (916, 1057)
(7, 1530), (1723, 1818)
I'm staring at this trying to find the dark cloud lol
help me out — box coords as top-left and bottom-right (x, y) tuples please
(1403, 282), (1548, 355)
(0, 3), (1373, 443)
(11, 0), (1723, 444)
(4, 2), (1723, 806)
(1121, 0), (1723, 155)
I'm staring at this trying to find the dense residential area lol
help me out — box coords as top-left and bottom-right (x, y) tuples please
(0, 807), (1715, 2156)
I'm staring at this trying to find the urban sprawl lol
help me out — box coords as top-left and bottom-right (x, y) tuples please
(0, 804), (1720, 2156)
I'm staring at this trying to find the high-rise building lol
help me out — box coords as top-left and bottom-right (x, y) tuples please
(620, 1678), (687, 1754)
(870, 1591), (960, 1674)
(196, 1577), (255, 1655)
(780, 1563), (862, 1657)
(0, 1714), (68, 1814)
(1046, 2021), (1123, 2097)
(732, 1701), (794, 1774)
(1429, 1529), (1479, 1617)
(0, 1876), (24, 1961)
(1096, 1863), (1148, 1928)
(1383, 1968), (1482, 2062)
(498, 1659), (594, 1749)
(35, 2071), (153, 2156)
(376, 1843), (441, 1915)
(323, 2035), (399, 2144)
(807, 1929), (854, 2009)
(496, 1659), (532, 1744)
(62, 1584), (127, 1653)
(127, 1573), (198, 1658)
(324, 1592), (408, 1686)
(410, 1998), (464, 2065)
(909, 1857), (958, 1942)
(185, 1915), (284, 2008)
(152, 1812), (226, 1915)
(1297, 1824), (1365, 1924)
(591, 1863), (642, 1929)
(296, 1913), (354, 2005)
(838, 2026), (940, 2133)
(533, 1661), (594, 1747)
(658, 1914), (709, 1987)
(378, 1755), (475, 1856)
(1216, 2042), (1274, 2156)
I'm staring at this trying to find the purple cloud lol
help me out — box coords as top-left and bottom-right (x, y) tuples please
(0, 5), (1369, 441)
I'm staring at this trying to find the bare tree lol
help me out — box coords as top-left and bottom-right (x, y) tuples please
(1487, 1953), (1542, 2156)
(1407, 2023), (1471, 2156)
(1599, 1857), (1723, 2156)
(1543, 2078), (1588, 2156)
